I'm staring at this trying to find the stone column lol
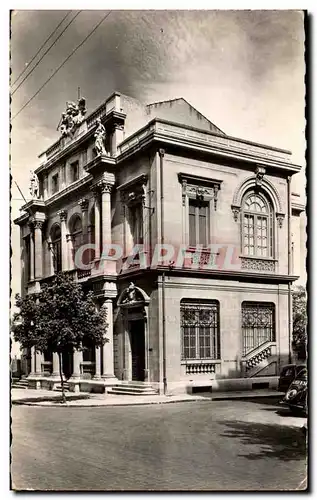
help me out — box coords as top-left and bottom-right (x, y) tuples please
(93, 188), (101, 261)
(33, 220), (44, 280)
(79, 199), (89, 244)
(94, 348), (101, 379)
(58, 210), (68, 271)
(102, 299), (116, 380)
(100, 181), (113, 250)
(28, 225), (35, 281)
(52, 352), (60, 377)
(66, 234), (74, 270)
(72, 349), (83, 379)
(35, 351), (43, 375)
(30, 346), (35, 375)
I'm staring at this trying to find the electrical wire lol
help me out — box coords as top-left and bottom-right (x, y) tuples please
(11, 11), (72, 87)
(12, 11), (112, 121)
(12, 11), (81, 96)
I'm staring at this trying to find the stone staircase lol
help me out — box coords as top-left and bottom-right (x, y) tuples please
(11, 377), (29, 389)
(242, 341), (277, 378)
(107, 382), (158, 396)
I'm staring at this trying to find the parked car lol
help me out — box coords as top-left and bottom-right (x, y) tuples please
(281, 367), (307, 416)
(278, 363), (306, 393)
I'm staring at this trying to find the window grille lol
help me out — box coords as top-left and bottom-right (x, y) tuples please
(181, 301), (220, 360)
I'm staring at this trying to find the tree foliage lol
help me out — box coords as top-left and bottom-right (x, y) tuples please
(13, 273), (108, 401)
(292, 285), (307, 360)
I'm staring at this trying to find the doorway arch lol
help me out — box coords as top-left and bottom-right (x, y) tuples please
(117, 283), (150, 382)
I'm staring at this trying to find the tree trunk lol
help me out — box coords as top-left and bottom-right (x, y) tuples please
(58, 351), (66, 404)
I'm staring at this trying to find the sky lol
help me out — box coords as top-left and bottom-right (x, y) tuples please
(10, 9), (306, 305)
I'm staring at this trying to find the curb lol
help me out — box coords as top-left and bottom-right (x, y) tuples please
(12, 392), (284, 407)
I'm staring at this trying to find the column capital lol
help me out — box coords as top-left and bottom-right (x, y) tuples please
(159, 148), (165, 157)
(58, 210), (67, 222)
(78, 198), (89, 212)
(66, 233), (74, 243)
(31, 219), (44, 230)
(98, 180), (113, 194)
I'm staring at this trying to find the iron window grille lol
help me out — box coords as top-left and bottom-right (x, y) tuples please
(181, 301), (220, 360)
(242, 301), (275, 356)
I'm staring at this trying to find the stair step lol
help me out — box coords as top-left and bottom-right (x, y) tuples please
(108, 383), (158, 396)
(108, 388), (157, 396)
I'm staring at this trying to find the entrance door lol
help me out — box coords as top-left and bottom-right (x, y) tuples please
(130, 320), (145, 381)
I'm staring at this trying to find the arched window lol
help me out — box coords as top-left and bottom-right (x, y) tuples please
(50, 224), (62, 273)
(70, 215), (82, 265)
(242, 191), (274, 258)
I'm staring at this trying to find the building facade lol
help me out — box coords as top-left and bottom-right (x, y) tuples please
(14, 92), (304, 394)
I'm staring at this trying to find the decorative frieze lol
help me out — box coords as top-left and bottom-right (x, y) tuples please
(178, 173), (222, 210)
(241, 257), (276, 272)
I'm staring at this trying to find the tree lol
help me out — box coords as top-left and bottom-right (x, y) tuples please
(13, 272), (108, 403)
(292, 285), (307, 361)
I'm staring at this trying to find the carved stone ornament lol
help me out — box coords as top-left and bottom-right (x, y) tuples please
(231, 205), (241, 222)
(94, 118), (109, 156)
(58, 97), (87, 138)
(276, 213), (285, 229)
(98, 181), (113, 194)
(29, 170), (40, 199)
(121, 282), (143, 304)
(32, 220), (44, 231)
(78, 198), (89, 212)
(179, 174), (221, 210)
(58, 210), (67, 222)
(255, 166), (266, 187)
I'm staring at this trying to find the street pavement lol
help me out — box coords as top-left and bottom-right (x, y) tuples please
(11, 398), (307, 491)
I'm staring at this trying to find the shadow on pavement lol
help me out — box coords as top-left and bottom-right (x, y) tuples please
(219, 420), (307, 461)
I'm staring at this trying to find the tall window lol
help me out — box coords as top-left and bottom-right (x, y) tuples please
(70, 216), (82, 265)
(242, 191), (273, 257)
(181, 300), (220, 360)
(51, 224), (62, 273)
(70, 161), (79, 183)
(189, 199), (208, 247)
(52, 173), (59, 194)
(129, 203), (143, 245)
(242, 302), (275, 355)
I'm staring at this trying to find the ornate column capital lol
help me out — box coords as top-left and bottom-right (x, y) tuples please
(31, 219), (44, 230)
(58, 210), (67, 222)
(99, 180), (113, 194)
(78, 198), (89, 212)
(66, 233), (74, 243)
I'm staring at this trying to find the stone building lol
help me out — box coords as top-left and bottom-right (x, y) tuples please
(14, 92), (304, 394)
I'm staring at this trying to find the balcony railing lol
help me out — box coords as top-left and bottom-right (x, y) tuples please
(182, 360), (219, 375)
(240, 257), (277, 273)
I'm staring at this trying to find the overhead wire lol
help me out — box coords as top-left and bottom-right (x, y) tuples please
(11, 11), (81, 96)
(12, 11), (112, 121)
(11, 11), (72, 87)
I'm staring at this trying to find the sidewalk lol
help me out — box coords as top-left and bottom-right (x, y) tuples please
(11, 387), (284, 407)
